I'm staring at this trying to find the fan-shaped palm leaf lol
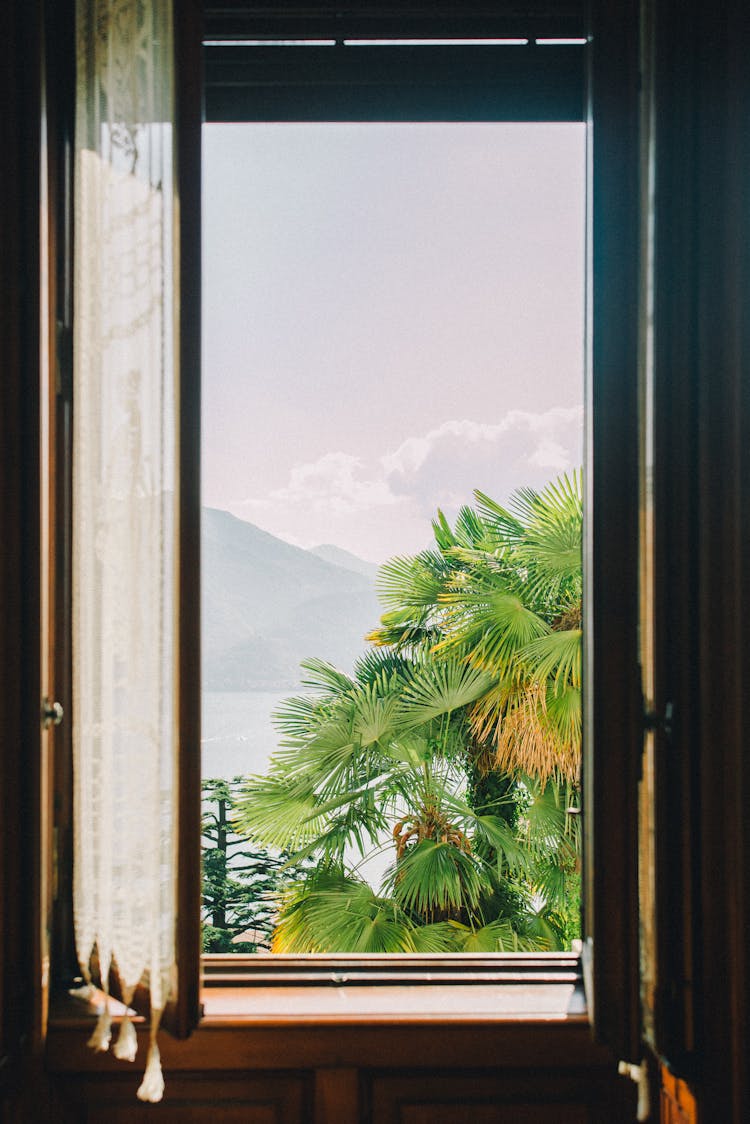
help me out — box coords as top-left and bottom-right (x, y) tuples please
(386, 840), (483, 920)
(450, 918), (548, 953)
(272, 875), (416, 953)
(519, 628), (581, 693)
(375, 552), (449, 614)
(436, 588), (551, 673)
(399, 658), (493, 727)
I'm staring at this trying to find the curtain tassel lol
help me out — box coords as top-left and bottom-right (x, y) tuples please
(136, 1014), (165, 1103)
(113, 1013), (138, 1062)
(69, 983), (96, 1002)
(87, 1005), (112, 1053)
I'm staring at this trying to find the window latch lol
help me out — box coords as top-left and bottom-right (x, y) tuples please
(41, 697), (64, 729)
(643, 699), (674, 739)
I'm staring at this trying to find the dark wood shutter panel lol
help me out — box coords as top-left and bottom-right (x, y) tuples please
(581, 0), (642, 1065)
(161, 0), (204, 1041)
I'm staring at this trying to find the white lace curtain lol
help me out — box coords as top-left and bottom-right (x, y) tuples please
(72, 0), (178, 1103)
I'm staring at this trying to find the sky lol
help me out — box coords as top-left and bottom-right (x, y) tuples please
(202, 122), (585, 563)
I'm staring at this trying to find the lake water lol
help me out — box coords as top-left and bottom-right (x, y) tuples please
(202, 690), (292, 780)
(201, 688), (392, 888)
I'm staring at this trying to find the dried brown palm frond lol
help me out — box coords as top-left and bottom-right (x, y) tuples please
(469, 682), (580, 785)
(552, 603), (582, 632)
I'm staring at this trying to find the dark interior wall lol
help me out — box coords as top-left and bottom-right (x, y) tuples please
(0, 0), (43, 1095)
(2, 2), (750, 1122)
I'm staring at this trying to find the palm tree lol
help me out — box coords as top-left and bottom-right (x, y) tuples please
(367, 471), (583, 942)
(236, 650), (546, 952)
(237, 471), (582, 952)
(369, 470), (582, 785)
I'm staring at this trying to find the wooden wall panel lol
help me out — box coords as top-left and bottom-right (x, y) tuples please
(368, 1070), (631, 1124)
(398, 1110), (584, 1124)
(38, 1063), (634, 1124)
(314, 1067), (360, 1124)
(41, 1018), (636, 1123)
(53, 1074), (311, 1124)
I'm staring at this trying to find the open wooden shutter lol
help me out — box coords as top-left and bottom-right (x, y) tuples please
(640, 3), (750, 1117)
(581, 0), (642, 1067)
(167, 0), (204, 1044)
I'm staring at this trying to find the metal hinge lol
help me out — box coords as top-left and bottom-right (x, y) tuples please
(41, 696), (64, 729)
(643, 699), (674, 739)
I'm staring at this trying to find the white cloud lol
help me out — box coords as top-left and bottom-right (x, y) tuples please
(241, 451), (403, 518)
(231, 405), (583, 561)
(382, 406), (583, 516)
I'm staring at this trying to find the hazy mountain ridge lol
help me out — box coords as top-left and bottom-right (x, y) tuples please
(203, 507), (381, 690)
(310, 543), (380, 581)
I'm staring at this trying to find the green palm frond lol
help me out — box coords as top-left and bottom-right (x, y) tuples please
(453, 504), (491, 548)
(386, 840), (483, 919)
(432, 505), (489, 552)
(507, 473), (583, 607)
(376, 552), (448, 613)
(519, 780), (571, 850)
(531, 856), (571, 914)
(472, 490), (526, 548)
(520, 628), (582, 692)
(450, 918), (548, 953)
(351, 676), (403, 748)
(353, 646), (413, 686)
(271, 694), (328, 743)
(544, 685), (581, 760)
(385, 733), (432, 767)
(399, 659), (493, 726)
(437, 589), (551, 673)
(366, 609), (438, 649)
(299, 657), (355, 697)
(472, 814), (531, 875)
(272, 875), (416, 953)
(409, 922), (460, 952)
(431, 508), (458, 551)
(266, 715), (358, 783)
(235, 776), (325, 851)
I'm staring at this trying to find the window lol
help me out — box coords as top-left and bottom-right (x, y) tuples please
(201, 119), (586, 959)
(44, 0), (642, 1061)
(198, 22), (596, 981)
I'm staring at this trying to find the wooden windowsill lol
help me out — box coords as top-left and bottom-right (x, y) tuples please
(46, 952), (590, 1075)
(199, 981), (586, 1023)
(198, 951), (586, 1023)
(44, 960), (611, 1079)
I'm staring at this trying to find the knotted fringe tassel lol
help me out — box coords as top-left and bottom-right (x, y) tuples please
(113, 1013), (138, 1062)
(69, 983), (95, 1002)
(87, 998), (112, 1053)
(136, 1009), (165, 1104)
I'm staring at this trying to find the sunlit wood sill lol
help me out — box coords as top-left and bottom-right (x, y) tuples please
(46, 955), (604, 1075)
(199, 951), (586, 1023)
(48, 952), (586, 1043)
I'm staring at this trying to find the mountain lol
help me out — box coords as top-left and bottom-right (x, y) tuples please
(309, 543), (380, 581)
(202, 508), (381, 691)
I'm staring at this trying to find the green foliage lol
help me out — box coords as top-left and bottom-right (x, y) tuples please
(236, 473), (583, 954)
(201, 777), (312, 953)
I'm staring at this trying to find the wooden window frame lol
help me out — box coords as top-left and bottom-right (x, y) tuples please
(199, 24), (587, 996)
(39, 0), (642, 1065)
